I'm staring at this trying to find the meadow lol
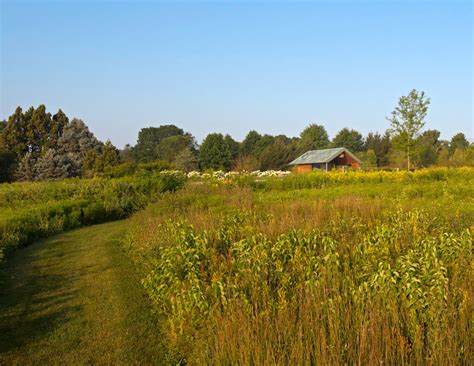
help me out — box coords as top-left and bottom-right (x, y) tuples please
(124, 168), (473, 365)
(0, 170), (185, 263)
(1, 168), (472, 364)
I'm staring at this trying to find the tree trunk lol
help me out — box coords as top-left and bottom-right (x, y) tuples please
(407, 146), (410, 171)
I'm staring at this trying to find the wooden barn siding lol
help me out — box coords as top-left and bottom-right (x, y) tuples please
(294, 164), (313, 173)
(333, 153), (360, 169)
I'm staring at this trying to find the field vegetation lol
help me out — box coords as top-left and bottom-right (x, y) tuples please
(124, 168), (473, 364)
(0, 171), (185, 263)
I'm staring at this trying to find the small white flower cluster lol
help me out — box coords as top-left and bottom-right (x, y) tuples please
(186, 170), (291, 179)
(250, 170), (292, 177)
(187, 171), (201, 178)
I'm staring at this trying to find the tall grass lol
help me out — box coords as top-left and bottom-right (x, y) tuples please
(0, 171), (186, 263)
(126, 168), (473, 365)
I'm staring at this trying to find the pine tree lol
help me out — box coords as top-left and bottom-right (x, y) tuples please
(94, 140), (120, 173)
(56, 118), (101, 176)
(26, 105), (52, 155)
(49, 109), (69, 150)
(15, 152), (37, 181)
(2, 107), (28, 157)
(34, 148), (76, 181)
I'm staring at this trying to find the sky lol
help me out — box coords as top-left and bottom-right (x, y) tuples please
(1, 0), (472, 148)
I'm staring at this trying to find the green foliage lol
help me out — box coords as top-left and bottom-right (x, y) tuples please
(365, 132), (391, 166)
(94, 140), (120, 173)
(332, 127), (364, 152)
(0, 171), (186, 263)
(240, 130), (262, 157)
(0, 120), (6, 134)
(35, 149), (69, 181)
(0, 150), (16, 182)
(126, 171), (474, 364)
(199, 133), (234, 170)
(259, 139), (294, 170)
(298, 123), (329, 152)
(1, 105), (69, 159)
(387, 89), (430, 170)
(15, 152), (37, 181)
(358, 149), (377, 167)
(155, 134), (195, 162)
(133, 125), (184, 162)
(174, 147), (199, 172)
(449, 133), (469, 154)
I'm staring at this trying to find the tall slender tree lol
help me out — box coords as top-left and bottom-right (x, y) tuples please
(387, 89), (430, 170)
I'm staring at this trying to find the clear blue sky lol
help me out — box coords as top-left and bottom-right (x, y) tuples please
(1, 0), (472, 148)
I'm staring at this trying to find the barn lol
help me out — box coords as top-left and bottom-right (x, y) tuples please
(289, 147), (361, 173)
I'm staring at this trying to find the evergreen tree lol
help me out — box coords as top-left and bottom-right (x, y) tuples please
(56, 118), (101, 176)
(449, 133), (469, 154)
(2, 107), (28, 157)
(35, 149), (71, 181)
(50, 109), (69, 150)
(253, 134), (275, 159)
(259, 140), (292, 170)
(0, 150), (16, 182)
(95, 140), (120, 172)
(15, 152), (37, 181)
(27, 105), (52, 155)
(240, 130), (262, 157)
(365, 132), (391, 167)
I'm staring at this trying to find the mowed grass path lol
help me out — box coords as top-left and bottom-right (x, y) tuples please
(0, 221), (166, 365)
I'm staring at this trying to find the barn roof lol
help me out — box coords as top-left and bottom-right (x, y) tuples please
(289, 147), (361, 165)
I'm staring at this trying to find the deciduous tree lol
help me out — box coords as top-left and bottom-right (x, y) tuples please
(387, 89), (430, 170)
(199, 133), (233, 170)
(133, 125), (184, 162)
(332, 128), (364, 152)
(298, 124), (329, 152)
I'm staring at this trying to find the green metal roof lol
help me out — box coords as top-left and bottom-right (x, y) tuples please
(289, 147), (361, 165)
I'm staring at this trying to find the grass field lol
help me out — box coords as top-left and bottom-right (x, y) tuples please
(126, 168), (474, 364)
(0, 168), (472, 365)
(0, 221), (166, 365)
(0, 171), (185, 263)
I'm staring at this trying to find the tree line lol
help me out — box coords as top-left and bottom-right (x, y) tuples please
(1, 89), (473, 182)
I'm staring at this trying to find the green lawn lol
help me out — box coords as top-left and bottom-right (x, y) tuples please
(0, 221), (166, 365)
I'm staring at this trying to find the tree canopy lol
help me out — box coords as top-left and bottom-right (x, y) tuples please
(1, 96), (472, 182)
(332, 128), (364, 152)
(298, 124), (329, 152)
(387, 89), (430, 170)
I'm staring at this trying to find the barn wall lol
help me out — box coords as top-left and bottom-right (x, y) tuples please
(294, 164), (313, 173)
